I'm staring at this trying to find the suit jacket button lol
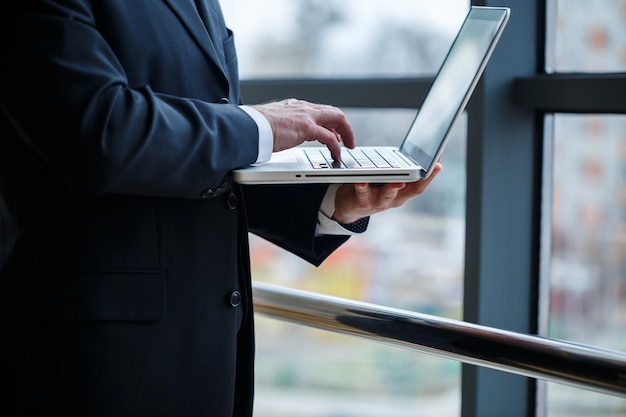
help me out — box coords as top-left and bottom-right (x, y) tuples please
(218, 97), (230, 104)
(229, 291), (241, 307)
(227, 193), (238, 209)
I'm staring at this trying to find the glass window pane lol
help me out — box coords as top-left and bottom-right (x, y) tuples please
(546, 0), (626, 73)
(222, 0), (469, 78)
(254, 317), (461, 417)
(545, 114), (626, 416)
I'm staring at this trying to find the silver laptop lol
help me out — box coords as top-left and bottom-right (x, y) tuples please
(233, 6), (510, 185)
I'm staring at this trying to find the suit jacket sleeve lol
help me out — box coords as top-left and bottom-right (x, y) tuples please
(243, 184), (350, 266)
(0, 1), (259, 198)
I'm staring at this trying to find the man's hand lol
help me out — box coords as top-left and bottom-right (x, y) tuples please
(332, 163), (443, 224)
(252, 98), (355, 161)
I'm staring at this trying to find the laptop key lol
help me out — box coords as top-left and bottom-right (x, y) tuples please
(362, 150), (391, 168)
(312, 149), (345, 169)
(340, 150), (360, 168)
(305, 149), (330, 169)
(377, 150), (403, 168)
(346, 149), (374, 168)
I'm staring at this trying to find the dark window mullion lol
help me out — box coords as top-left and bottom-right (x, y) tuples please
(514, 73), (626, 114)
(240, 78), (432, 108)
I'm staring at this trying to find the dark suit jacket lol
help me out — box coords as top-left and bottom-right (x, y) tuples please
(0, 1), (348, 416)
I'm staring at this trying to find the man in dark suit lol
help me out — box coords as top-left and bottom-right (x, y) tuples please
(0, 1), (441, 416)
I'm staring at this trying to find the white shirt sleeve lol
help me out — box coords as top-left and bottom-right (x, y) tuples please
(240, 105), (272, 163)
(316, 184), (364, 236)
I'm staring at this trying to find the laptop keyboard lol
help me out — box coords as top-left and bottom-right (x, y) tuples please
(304, 148), (404, 169)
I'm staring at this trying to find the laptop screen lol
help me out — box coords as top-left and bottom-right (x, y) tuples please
(400, 7), (509, 171)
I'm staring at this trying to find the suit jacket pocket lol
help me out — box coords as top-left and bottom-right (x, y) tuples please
(53, 269), (167, 321)
(223, 29), (237, 63)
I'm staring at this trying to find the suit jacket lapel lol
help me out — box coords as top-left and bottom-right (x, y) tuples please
(161, 0), (227, 78)
(194, 0), (226, 67)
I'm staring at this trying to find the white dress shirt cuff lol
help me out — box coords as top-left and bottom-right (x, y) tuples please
(240, 105), (272, 163)
(316, 184), (363, 236)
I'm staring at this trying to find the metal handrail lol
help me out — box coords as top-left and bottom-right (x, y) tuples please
(252, 281), (626, 398)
